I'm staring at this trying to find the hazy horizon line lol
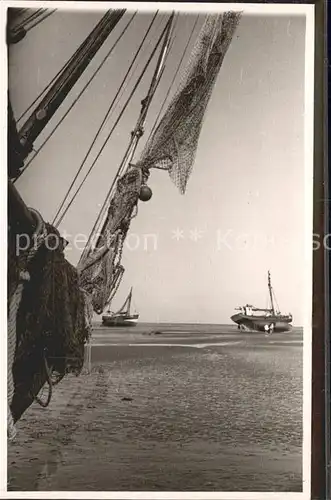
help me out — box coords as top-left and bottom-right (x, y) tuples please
(92, 320), (304, 328)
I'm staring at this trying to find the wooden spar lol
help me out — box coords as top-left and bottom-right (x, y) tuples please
(267, 271), (275, 314)
(18, 9), (125, 158)
(80, 13), (174, 265)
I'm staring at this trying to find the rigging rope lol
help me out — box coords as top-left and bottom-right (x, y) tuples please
(146, 14), (200, 144)
(265, 291), (270, 310)
(25, 12), (118, 115)
(77, 14), (174, 274)
(17, 56), (75, 124)
(89, 14), (165, 138)
(54, 15), (171, 228)
(11, 8), (44, 31)
(24, 9), (56, 33)
(86, 14), (165, 134)
(16, 13), (105, 124)
(34, 350), (53, 408)
(52, 11), (158, 226)
(15, 12), (135, 181)
(273, 292), (280, 313)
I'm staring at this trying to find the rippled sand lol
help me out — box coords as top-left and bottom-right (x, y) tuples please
(8, 327), (303, 491)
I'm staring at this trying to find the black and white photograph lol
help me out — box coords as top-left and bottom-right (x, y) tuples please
(5, 2), (314, 497)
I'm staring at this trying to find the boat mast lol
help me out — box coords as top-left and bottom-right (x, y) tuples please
(80, 13), (174, 264)
(116, 287), (133, 315)
(268, 271), (275, 314)
(127, 287), (133, 314)
(17, 9), (125, 162)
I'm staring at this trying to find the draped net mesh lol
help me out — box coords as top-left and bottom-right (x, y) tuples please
(78, 167), (144, 314)
(138, 12), (242, 194)
(79, 12), (241, 313)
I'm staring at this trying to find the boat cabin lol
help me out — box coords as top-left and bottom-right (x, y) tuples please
(244, 305), (253, 316)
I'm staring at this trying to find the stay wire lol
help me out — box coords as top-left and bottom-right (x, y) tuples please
(52, 11), (158, 226)
(55, 15), (171, 228)
(17, 12), (135, 183)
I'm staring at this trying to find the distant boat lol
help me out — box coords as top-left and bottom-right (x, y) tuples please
(102, 287), (139, 327)
(230, 271), (293, 334)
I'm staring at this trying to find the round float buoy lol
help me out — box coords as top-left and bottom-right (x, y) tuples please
(8, 27), (26, 45)
(36, 108), (47, 121)
(139, 185), (152, 202)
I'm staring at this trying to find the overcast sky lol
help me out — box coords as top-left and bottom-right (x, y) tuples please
(9, 7), (307, 324)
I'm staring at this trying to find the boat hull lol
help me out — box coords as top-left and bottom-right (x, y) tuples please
(230, 313), (292, 333)
(101, 314), (139, 327)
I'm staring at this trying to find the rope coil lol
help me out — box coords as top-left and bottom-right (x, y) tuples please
(34, 349), (53, 408)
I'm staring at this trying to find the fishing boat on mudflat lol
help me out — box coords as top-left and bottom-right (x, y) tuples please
(102, 287), (139, 326)
(230, 271), (293, 334)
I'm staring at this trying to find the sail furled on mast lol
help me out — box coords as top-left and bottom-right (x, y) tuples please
(138, 11), (241, 194)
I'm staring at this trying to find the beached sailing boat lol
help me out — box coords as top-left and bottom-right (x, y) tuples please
(102, 287), (139, 327)
(230, 271), (293, 333)
(7, 8), (242, 432)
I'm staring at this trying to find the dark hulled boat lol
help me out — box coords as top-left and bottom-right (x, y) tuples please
(230, 271), (293, 333)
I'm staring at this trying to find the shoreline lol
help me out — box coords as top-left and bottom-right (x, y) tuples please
(8, 327), (303, 492)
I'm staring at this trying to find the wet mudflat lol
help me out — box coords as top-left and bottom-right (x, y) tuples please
(8, 325), (303, 492)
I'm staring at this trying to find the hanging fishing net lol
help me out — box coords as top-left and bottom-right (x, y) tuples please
(8, 221), (91, 424)
(139, 11), (241, 194)
(79, 166), (148, 314)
